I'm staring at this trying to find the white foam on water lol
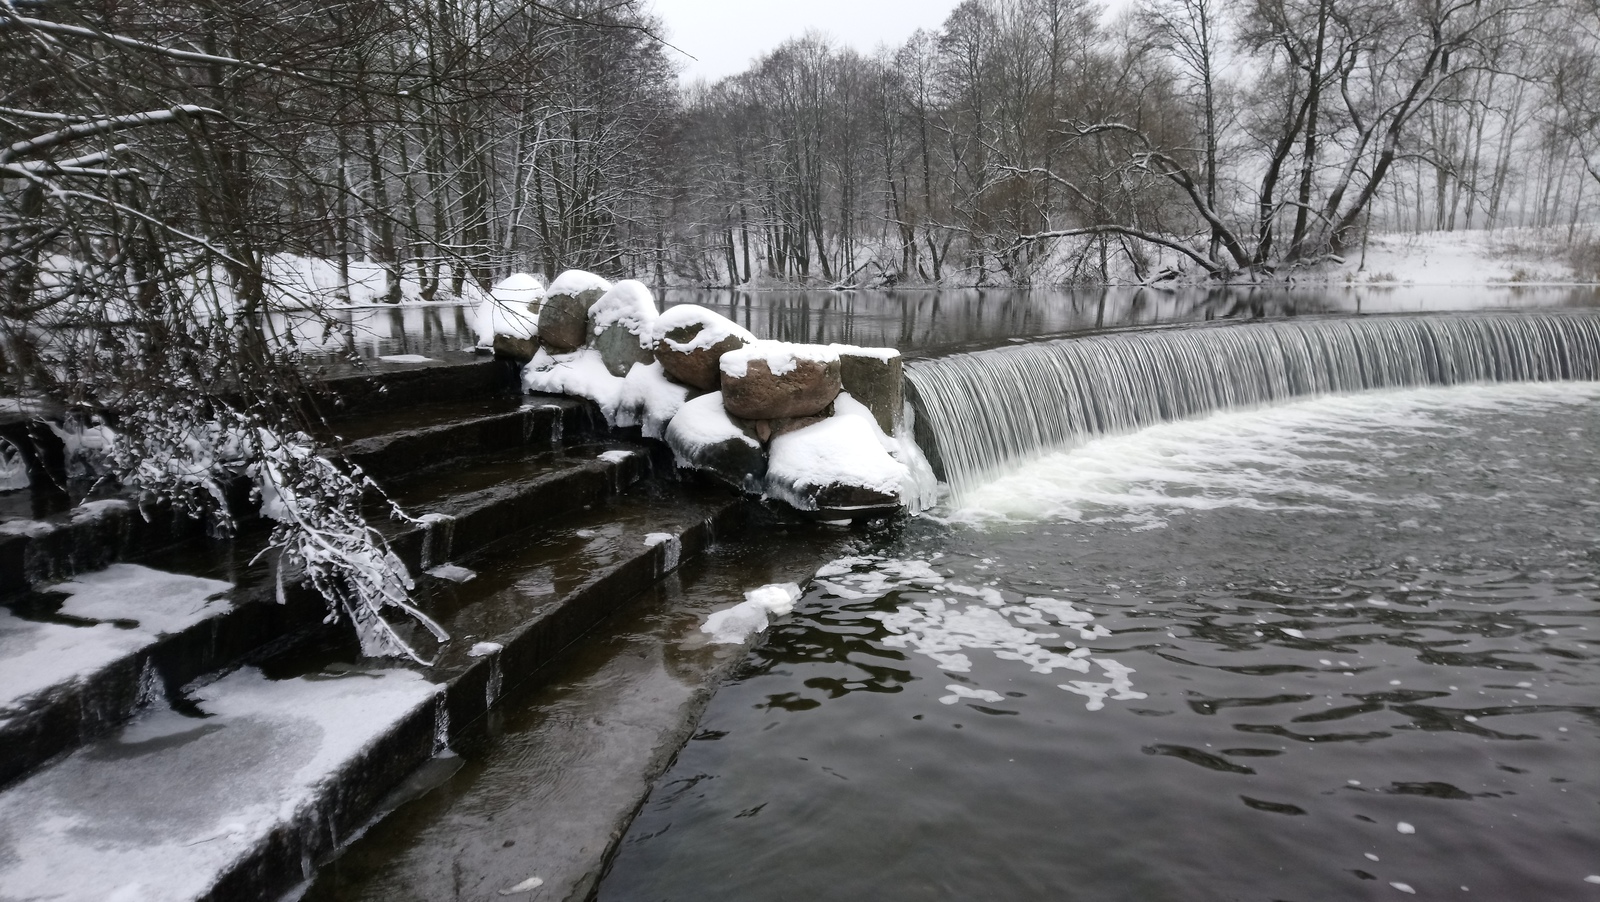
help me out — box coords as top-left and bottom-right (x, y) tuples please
(939, 684), (1006, 705)
(950, 382), (1600, 527)
(821, 556), (1144, 711)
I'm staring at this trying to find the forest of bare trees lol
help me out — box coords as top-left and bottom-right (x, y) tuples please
(672, 0), (1600, 285)
(7, 0), (1600, 304)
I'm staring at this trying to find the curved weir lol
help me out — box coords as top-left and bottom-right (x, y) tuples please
(905, 311), (1600, 498)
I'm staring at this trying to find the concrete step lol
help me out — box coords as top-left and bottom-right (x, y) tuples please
(0, 445), (653, 791)
(298, 512), (851, 902)
(333, 395), (599, 483)
(0, 484), (746, 902)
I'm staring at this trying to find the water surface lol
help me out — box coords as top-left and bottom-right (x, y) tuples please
(599, 382), (1600, 901)
(285, 285), (1600, 361)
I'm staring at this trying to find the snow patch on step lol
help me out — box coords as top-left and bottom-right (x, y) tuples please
(0, 666), (441, 901)
(0, 564), (232, 715)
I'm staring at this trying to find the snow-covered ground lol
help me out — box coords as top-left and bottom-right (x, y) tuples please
(1302, 226), (1600, 286)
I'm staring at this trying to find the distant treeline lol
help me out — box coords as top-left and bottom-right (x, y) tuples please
(5, 0), (1600, 302)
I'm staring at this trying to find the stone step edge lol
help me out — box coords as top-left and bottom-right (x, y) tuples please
(201, 496), (746, 902)
(340, 395), (600, 481)
(0, 449), (653, 789)
(0, 430), (643, 596)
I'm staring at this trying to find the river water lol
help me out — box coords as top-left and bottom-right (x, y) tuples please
(597, 381), (1600, 901)
(284, 284), (1600, 360)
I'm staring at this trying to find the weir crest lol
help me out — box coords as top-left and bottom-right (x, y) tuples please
(904, 311), (1600, 500)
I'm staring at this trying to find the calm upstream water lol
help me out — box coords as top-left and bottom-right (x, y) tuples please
(284, 284), (1600, 361)
(597, 381), (1600, 901)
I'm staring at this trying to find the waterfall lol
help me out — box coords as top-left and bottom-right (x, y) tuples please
(905, 312), (1600, 500)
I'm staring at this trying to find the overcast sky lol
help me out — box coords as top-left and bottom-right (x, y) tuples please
(646, 0), (964, 83)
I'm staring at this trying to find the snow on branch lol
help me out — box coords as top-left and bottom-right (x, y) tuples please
(0, 107), (217, 166)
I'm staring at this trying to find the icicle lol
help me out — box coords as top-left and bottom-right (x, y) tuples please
(418, 513), (455, 571)
(133, 658), (164, 711)
(431, 692), (450, 756)
(644, 532), (681, 572)
(486, 653), (503, 708)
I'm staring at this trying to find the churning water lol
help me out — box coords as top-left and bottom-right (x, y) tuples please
(599, 317), (1600, 901)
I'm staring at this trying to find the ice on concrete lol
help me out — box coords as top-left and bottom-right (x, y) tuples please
(427, 564), (477, 583)
(719, 340), (839, 378)
(0, 565), (232, 717)
(701, 583), (803, 644)
(0, 665), (441, 901)
(649, 304), (754, 352)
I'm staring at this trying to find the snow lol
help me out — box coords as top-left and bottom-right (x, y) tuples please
(491, 273), (545, 306)
(0, 666), (440, 901)
(649, 304), (754, 352)
(547, 269), (612, 298)
(829, 343), (901, 363)
(700, 583), (803, 644)
(262, 254), (491, 307)
(598, 449), (635, 464)
(765, 412), (910, 510)
(427, 564), (476, 583)
(589, 279), (658, 339)
(665, 392), (759, 462)
(523, 348), (625, 419)
(719, 340), (839, 378)
(377, 354), (437, 364)
(0, 565), (232, 716)
(499, 876), (545, 894)
(473, 295), (538, 346)
(468, 641), (503, 657)
(1305, 226), (1597, 286)
(614, 361), (692, 439)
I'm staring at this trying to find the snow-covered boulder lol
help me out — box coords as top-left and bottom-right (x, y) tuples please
(540, 270), (612, 351)
(665, 392), (766, 491)
(651, 305), (754, 391)
(491, 273), (546, 312)
(834, 345), (903, 435)
(590, 280), (658, 377)
(492, 332), (538, 364)
(472, 295), (537, 349)
(523, 347), (623, 421)
(614, 361), (692, 440)
(720, 341), (842, 421)
(765, 403), (911, 519)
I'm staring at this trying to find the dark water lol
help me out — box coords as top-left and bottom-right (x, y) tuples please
(598, 383), (1600, 901)
(284, 285), (1600, 361)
